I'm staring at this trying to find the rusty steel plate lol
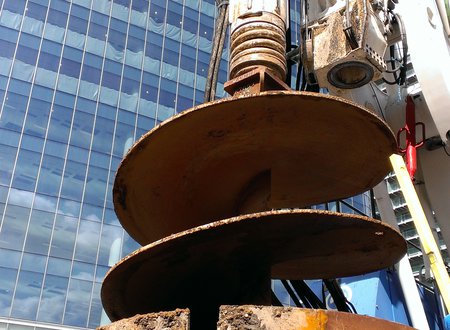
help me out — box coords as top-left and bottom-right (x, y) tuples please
(102, 209), (406, 321)
(219, 306), (414, 329)
(322, 310), (414, 330)
(114, 91), (397, 245)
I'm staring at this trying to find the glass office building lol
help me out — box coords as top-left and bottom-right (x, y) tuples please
(0, 0), (232, 328)
(0, 0), (374, 329)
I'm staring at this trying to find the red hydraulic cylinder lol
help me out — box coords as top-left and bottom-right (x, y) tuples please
(397, 95), (425, 180)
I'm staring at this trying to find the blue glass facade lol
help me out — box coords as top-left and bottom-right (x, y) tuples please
(0, 0), (228, 328)
(0, 0), (372, 329)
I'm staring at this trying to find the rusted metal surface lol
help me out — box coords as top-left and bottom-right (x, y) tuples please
(224, 67), (290, 96)
(229, 12), (287, 81)
(101, 209), (406, 324)
(113, 91), (397, 245)
(217, 305), (415, 329)
(97, 309), (190, 330)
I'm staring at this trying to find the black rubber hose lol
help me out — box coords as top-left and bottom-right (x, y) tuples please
(323, 279), (352, 313)
(281, 280), (304, 307)
(210, 5), (228, 100)
(204, 2), (227, 102)
(290, 280), (326, 309)
(395, 13), (408, 85)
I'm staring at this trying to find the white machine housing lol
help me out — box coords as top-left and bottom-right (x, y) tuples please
(305, 0), (388, 92)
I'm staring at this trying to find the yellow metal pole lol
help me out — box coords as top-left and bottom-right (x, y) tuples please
(390, 154), (450, 311)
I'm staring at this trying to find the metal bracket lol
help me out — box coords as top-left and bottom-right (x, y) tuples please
(224, 67), (291, 96)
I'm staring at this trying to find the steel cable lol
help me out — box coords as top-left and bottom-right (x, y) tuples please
(204, 0), (229, 102)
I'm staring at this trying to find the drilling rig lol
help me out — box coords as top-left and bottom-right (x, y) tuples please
(99, 0), (450, 328)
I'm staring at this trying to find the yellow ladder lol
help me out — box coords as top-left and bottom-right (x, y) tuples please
(390, 154), (450, 311)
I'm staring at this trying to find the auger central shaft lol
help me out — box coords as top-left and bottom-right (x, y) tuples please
(228, 0), (289, 81)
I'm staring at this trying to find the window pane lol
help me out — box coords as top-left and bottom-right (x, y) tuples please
(47, 105), (73, 143)
(22, 133), (44, 151)
(0, 267), (17, 317)
(38, 39), (62, 72)
(67, 144), (89, 164)
(50, 214), (77, 259)
(11, 270), (43, 320)
(38, 274), (68, 323)
(0, 248), (21, 269)
(11, 149), (41, 191)
(60, 160), (87, 200)
(113, 122), (134, 156)
(60, 46), (83, 78)
(88, 282), (102, 327)
(24, 209), (54, 255)
(72, 260), (94, 281)
(84, 165), (108, 207)
(8, 188), (33, 208)
(26, 2), (48, 20)
(58, 198), (81, 217)
(16, 35), (40, 65)
(121, 232), (140, 257)
(0, 204), (31, 250)
(3, 0), (26, 14)
(33, 194), (57, 213)
(47, 6), (68, 28)
(23, 98), (51, 137)
(98, 224), (122, 266)
(0, 26), (18, 59)
(47, 257), (71, 277)
(0, 144), (17, 185)
(104, 207), (120, 226)
(88, 17), (108, 41)
(64, 279), (92, 327)
(0, 92), (29, 132)
(69, 111), (93, 148)
(21, 253), (46, 274)
(74, 220), (100, 263)
(68, 5), (89, 34)
(36, 154), (64, 196)
(92, 116), (114, 153)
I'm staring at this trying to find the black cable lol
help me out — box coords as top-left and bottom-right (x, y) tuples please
(407, 239), (422, 252)
(286, 29), (292, 87)
(347, 300), (358, 314)
(210, 5), (228, 100)
(295, 44), (303, 91)
(295, 58), (303, 91)
(389, 45), (399, 80)
(384, 66), (401, 74)
(370, 188), (380, 219)
(204, 0), (228, 102)
(323, 279), (352, 313)
(382, 77), (400, 85)
(289, 281), (313, 308)
(300, 67), (307, 91)
(383, 14), (408, 86)
(281, 280), (304, 307)
(204, 9), (223, 102)
(290, 280), (326, 309)
(383, 49), (401, 84)
(385, 46), (401, 75)
(299, 0), (308, 92)
(395, 13), (408, 85)
(368, 82), (387, 121)
(386, 58), (402, 66)
(443, 144), (450, 157)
